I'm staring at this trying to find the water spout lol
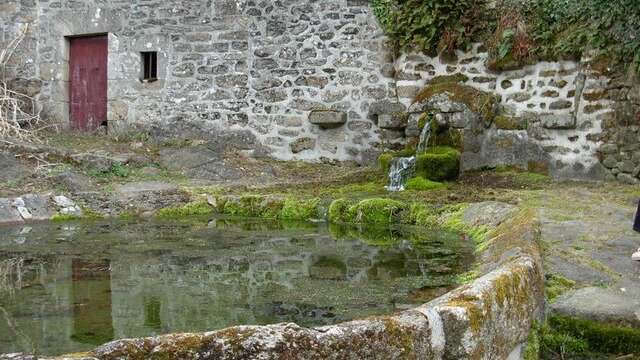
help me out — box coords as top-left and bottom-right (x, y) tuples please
(385, 156), (416, 192)
(416, 119), (431, 154)
(385, 119), (432, 192)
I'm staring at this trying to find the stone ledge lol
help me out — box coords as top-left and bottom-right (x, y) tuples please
(3, 207), (543, 360)
(308, 110), (347, 129)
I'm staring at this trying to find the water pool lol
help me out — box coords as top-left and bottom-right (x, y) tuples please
(0, 217), (474, 356)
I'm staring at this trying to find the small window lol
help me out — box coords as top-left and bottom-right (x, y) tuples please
(141, 51), (157, 82)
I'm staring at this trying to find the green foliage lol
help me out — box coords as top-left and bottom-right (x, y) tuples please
(374, 0), (639, 74)
(415, 146), (460, 182)
(370, 0), (394, 32)
(156, 201), (213, 219)
(525, 0), (640, 73)
(498, 29), (515, 59)
(539, 315), (640, 358)
(88, 162), (130, 178)
(382, 0), (489, 54)
(405, 176), (446, 191)
(280, 198), (320, 220)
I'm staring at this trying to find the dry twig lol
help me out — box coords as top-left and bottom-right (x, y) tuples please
(0, 24), (42, 142)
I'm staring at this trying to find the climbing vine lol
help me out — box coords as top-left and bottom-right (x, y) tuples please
(371, 0), (640, 74)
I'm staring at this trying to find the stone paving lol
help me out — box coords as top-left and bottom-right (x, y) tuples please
(531, 184), (640, 327)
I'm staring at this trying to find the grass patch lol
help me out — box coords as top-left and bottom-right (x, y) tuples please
(540, 315), (640, 358)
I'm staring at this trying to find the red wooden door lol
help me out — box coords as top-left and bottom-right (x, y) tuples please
(69, 35), (108, 131)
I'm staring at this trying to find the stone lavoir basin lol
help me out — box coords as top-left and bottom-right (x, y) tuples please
(0, 217), (474, 356)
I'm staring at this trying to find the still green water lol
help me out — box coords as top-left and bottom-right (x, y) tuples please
(0, 217), (473, 356)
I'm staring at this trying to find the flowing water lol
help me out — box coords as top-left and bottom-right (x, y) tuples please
(0, 217), (473, 356)
(386, 121), (432, 191)
(385, 157), (416, 192)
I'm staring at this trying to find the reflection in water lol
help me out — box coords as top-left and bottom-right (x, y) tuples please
(143, 296), (162, 331)
(0, 218), (474, 356)
(71, 259), (114, 346)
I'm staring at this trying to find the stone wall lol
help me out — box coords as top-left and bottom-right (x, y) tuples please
(2, 1), (639, 181)
(2, 0), (395, 164)
(393, 45), (627, 180)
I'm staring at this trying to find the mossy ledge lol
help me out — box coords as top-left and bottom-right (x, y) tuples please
(38, 206), (544, 360)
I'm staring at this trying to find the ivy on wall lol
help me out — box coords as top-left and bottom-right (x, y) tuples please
(371, 0), (640, 74)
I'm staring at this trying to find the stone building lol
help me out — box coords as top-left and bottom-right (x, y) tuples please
(2, 0), (639, 182)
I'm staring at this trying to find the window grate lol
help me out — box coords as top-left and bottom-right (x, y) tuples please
(141, 51), (157, 82)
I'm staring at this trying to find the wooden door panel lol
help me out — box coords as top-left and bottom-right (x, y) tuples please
(69, 35), (108, 131)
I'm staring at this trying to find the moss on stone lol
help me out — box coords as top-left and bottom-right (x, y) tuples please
(494, 115), (527, 130)
(415, 146), (460, 181)
(51, 209), (103, 222)
(545, 274), (576, 302)
(156, 201), (213, 219)
(427, 73), (469, 85)
(328, 198), (356, 224)
(447, 294), (484, 333)
(328, 198), (408, 225)
(414, 82), (498, 123)
(351, 198), (407, 224)
(405, 176), (446, 191)
(51, 213), (82, 222)
(222, 195), (264, 217)
(279, 197), (320, 220)
(455, 269), (480, 284)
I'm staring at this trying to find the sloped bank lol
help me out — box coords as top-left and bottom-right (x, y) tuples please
(2, 200), (544, 360)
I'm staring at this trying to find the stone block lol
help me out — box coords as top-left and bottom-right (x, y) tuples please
(541, 114), (576, 130)
(290, 137), (316, 153)
(309, 110), (347, 129)
(0, 198), (23, 225)
(378, 113), (408, 130)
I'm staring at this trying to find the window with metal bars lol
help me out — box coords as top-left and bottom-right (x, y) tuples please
(141, 51), (157, 82)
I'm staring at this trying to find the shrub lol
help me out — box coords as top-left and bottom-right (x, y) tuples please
(415, 146), (460, 181)
(405, 176), (446, 191)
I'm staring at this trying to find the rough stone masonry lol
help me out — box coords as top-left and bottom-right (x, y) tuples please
(2, 0), (640, 182)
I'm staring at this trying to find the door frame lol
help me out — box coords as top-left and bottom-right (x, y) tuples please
(55, 32), (113, 131)
(68, 33), (109, 132)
